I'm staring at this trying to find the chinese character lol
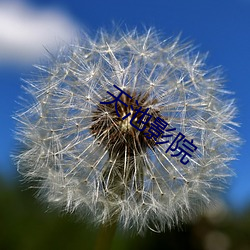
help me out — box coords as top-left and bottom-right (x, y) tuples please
(100, 84), (132, 118)
(144, 117), (169, 140)
(165, 132), (197, 165)
(128, 102), (152, 131)
(155, 127), (177, 144)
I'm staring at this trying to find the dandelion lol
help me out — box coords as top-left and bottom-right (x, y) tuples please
(14, 27), (240, 233)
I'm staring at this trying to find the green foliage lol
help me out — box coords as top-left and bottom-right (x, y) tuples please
(1, 177), (250, 250)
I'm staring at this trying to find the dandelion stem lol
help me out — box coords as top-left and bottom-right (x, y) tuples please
(94, 221), (117, 250)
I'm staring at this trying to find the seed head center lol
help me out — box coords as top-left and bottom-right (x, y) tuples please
(90, 89), (159, 158)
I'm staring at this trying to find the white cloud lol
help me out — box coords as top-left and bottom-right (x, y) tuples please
(0, 1), (78, 65)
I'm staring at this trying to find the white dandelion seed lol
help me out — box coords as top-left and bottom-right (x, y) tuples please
(14, 27), (240, 233)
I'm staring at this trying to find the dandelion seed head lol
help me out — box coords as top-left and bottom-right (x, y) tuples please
(14, 27), (240, 233)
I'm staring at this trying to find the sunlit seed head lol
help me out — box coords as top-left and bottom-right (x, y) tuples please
(14, 27), (240, 233)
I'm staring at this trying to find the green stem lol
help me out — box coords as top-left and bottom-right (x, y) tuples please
(94, 221), (117, 250)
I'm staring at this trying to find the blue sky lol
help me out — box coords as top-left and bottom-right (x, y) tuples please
(0, 0), (249, 210)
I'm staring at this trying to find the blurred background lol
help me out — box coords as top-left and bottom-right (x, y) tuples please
(0, 0), (250, 249)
